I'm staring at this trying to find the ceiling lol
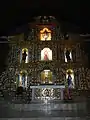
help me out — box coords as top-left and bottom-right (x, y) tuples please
(0, 1), (90, 35)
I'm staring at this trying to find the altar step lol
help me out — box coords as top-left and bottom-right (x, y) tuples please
(0, 99), (89, 118)
(9, 102), (87, 111)
(1, 117), (90, 120)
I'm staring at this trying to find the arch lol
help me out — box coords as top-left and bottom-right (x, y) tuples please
(41, 69), (53, 84)
(20, 48), (29, 63)
(41, 48), (52, 61)
(66, 69), (74, 88)
(17, 70), (28, 88)
(40, 28), (51, 41)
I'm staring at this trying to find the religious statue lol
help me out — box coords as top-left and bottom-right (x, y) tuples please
(66, 73), (73, 99)
(44, 50), (49, 60)
(22, 49), (27, 63)
(44, 71), (48, 83)
(67, 74), (73, 88)
(43, 32), (48, 40)
(22, 73), (26, 87)
(66, 50), (71, 61)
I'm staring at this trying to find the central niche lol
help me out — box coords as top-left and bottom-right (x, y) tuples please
(41, 48), (52, 61)
(40, 28), (51, 41)
(41, 70), (53, 84)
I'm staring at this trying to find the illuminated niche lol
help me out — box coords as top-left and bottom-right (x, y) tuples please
(17, 70), (28, 88)
(41, 70), (53, 84)
(40, 28), (51, 41)
(20, 48), (29, 63)
(41, 48), (52, 61)
(66, 69), (74, 88)
(64, 48), (72, 62)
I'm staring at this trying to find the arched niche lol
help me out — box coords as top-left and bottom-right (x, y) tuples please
(41, 48), (52, 61)
(16, 70), (28, 89)
(66, 69), (75, 88)
(64, 48), (72, 62)
(41, 69), (53, 84)
(20, 48), (29, 63)
(40, 28), (51, 41)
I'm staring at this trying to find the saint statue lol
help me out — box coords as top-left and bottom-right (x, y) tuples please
(67, 74), (73, 88)
(22, 49), (27, 63)
(22, 73), (26, 87)
(42, 31), (48, 40)
(64, 73), (73, 100)
(44, 50), (49, 60)
(66, 50), (71, 61)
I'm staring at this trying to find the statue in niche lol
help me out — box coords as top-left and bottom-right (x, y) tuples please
(45, 75), (48, 83)
(22, 72), (26, 87)
(44, 50), (49, 60)
(66, 50), (71, 61)
(44, 71), (47, 83)
(64, 72), (73, 100)
(42, 31), (48, 40)
(67, 73), (73, 88)
(67, 73), (73, 99)
(22, 49), (27, 63)
(40, 28), (51, 41)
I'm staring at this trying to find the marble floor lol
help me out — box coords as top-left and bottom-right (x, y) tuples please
(0, 117), (90, 120)
(0, 98), (90, 120)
